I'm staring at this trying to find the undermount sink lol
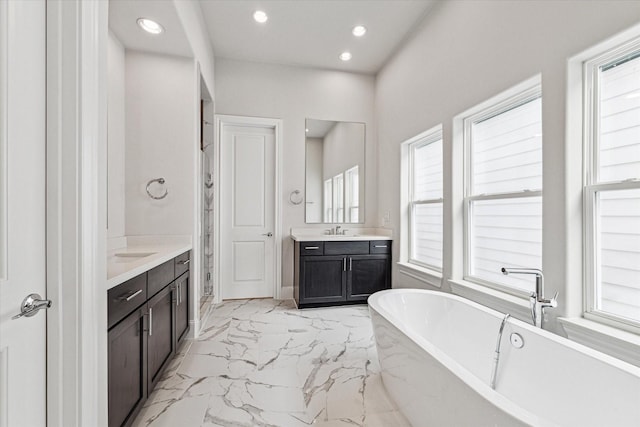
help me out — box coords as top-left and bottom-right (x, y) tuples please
(111, 252), (157, 263)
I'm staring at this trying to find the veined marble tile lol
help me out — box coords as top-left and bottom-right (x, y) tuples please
(133, 298), (410, 427)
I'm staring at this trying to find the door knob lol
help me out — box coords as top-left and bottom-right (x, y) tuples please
(262, 232), (273, 237)
(12, 293), (52, 320)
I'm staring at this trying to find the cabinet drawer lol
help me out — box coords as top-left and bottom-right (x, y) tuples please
(148, 260), (175, 298)
(300, 242), (324, 256)
(370, 241), (391, 254)
(325, 241), (369, 255)
(174, 251), (190, 277)
(108, 273), (147, 330)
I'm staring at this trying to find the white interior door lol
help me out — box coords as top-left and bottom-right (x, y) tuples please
(0, 1), (48, 426)
(220, 123), (275, 299)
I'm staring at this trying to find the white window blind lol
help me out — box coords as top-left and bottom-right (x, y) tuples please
(465, 89), (542, 293)
(586, 50), (640, 325)
(408, 128), (443, 271)
(345, 166), (359, 223)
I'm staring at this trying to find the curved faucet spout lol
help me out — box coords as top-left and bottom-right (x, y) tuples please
(500, 267), (557, 327)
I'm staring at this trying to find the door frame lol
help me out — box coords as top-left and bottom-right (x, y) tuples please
(214, 115), (283, 302)
(46, 1), (108, 426)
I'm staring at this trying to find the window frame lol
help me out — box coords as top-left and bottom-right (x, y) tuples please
(462, 83), (543, 297)
(583, 37), (640, 331)
(405, 125), (444, 272)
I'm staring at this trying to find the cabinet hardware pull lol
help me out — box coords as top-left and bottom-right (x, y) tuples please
(176, 284), (180, 306)
(178, 259), (190, 265)
(149, 308), (153, 336)
(374, 245), (387, 248)
(120, 289), (142, 302)
(343, 258), (347, 271)
(350, 258), (352, 271)
(305, 246), (319, 250)
(179, 283), (182, 305)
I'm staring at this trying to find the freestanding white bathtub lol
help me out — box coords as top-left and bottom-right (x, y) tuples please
(369, 289), (640, 427)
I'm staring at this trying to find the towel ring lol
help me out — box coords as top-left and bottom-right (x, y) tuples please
(289, 190), (303, 205)
(146, 178), (168, 200)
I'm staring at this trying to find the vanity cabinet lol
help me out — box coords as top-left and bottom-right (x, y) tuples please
(107, 251), (190, 427)
(294, 240), (391, 308)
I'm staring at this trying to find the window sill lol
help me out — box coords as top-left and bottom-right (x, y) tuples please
(397, 262), (442, 288)
(558, 317), (640, 368)
(448, 279), (531, 323)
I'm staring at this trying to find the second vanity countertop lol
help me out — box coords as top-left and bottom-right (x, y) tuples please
(107, 236), (192, 290)
(290, 227), (392, 242)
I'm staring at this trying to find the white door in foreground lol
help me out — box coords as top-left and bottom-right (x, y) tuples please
(0, 0), (48, 426)
(220, 122), (275, 299)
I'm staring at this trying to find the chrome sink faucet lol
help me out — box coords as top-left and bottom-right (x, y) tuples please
(501, 267), (558, 328)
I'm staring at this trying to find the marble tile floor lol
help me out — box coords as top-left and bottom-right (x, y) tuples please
(132, 298), (411, 427)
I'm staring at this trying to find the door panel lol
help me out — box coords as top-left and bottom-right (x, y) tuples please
(0, 1), (47, 426)
(108, 307), (147, 427)
(147, 284), (175, 392)
(348, 255), (391, 301)
(221, 122), (275, 299)
(300, 256), (346, 303)
(175, 272), (189, 345)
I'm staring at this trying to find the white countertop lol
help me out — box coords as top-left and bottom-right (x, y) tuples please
(107, 236), (192, 290)
(290, 227), (393, 242)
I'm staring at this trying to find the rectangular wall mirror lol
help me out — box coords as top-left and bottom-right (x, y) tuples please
(305, 119), (365, 223)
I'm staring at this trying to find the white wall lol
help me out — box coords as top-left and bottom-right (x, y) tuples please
(125, 51), (195, 236)
(214, 58), (376, 294)
(305, 137), (323, 222)
(375, 0), (640, 331)
(107, 31), (125, 239)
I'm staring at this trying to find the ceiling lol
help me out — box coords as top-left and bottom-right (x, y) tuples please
(109, 0), (192, 57)
(306, 119), (337, 139)
(199, 0), (436, 74)
(108, 0), (437, 75)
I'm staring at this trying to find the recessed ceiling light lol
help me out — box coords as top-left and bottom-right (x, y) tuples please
(339, 52), (352, 61)
(305, 128), (309, 133)
(137, 18), (164, 35)
(352, 25), (367, 37)
(253, 10), (268, 23)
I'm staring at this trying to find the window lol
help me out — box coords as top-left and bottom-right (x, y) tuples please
(403, 126), (443, 271)
(332, 173), (344, 223)
(323, 178), (332, 223)
(345, 166), (359, 223)
(463, 81), (542, 294)
(585, 42), (640, 326)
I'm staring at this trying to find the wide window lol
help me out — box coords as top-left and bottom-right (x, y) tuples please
(585, 43), (640, 326)
(463, 83), (543, 294)
(405, 126), (443, 271)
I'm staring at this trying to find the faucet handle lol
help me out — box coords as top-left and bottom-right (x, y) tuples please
(549, 291), (559, 308)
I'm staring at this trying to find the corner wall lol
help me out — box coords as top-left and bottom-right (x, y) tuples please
(214, 58), (377, 295)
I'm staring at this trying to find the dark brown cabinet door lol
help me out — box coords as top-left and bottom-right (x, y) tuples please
(108, 306), (147, 427)
(299, 255), (346, 305)
(147, 284), (176, 393)
(347, 255), (391, 302)
(175, 272), (189, 346)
